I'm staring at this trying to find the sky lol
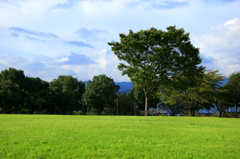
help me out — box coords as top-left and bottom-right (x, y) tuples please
(0, 0), (240, 82)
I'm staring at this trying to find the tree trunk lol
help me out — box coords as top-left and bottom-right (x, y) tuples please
(144, 92), (148, 116)
(235, 103), (238, 118)
(219, 111), (223, 117)
(188, 107), (195, 116)
(134, 102), (136, 116)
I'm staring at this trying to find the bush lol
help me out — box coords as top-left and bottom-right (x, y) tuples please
(222, 112), (240, 118)
(33, 109), (49, 114)
(86, 107), (97, 115)
(72, 110), (83, 115)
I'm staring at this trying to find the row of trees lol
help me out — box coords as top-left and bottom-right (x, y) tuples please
(1, 26), (239, 116)
(159, 70), (240, 117)
(0, 67), (239, 116)
(0, 68), (125, 115)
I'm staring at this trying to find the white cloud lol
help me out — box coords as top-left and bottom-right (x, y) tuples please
(0, 0), (240, 82)
(57, 57), (68, 62)
(193, 17), (240, 77)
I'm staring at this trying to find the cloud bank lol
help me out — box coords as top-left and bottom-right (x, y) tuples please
(0, 0), (240, 82)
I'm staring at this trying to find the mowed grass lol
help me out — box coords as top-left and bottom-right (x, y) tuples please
(0, 115), (240, 159)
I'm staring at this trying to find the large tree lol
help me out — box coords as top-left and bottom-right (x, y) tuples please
(108, 26), (203, 115)
(159, 70), (225, 116)
(224, 72), (240, 117)
(116, 91), (136, 115)
(214, 87), (232, 117)
(49, 75), (85, 114)
(132, 86), (160, 113)
(0, 68), (26, 113)
(82, 74), (120, 115)
(23, 77), (49, 114)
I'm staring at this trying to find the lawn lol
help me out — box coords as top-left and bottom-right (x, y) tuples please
(0, 115), (239, 159)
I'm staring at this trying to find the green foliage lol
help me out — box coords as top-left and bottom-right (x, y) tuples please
(224, 71), (240, 116)
(222, 112), (240, 118)
(109, 26), (203, 114)
(132, 86), (159, 111)
(33, 109), (49, 114)
(49, 75), (85, 114)
(0, 68), (25, 113)
(159, 70), (226, 116)
(1, 115), (240, 158)
(116, 91), (136, 115)
(82, 74), (120, 115)
(86, 107), (97, 115)
(72, 110), (83, 115)
(24, 77), (49, 114)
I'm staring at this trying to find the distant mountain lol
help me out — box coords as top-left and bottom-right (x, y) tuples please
(115, 82), (133, 93)
(115, 78), (229, 93)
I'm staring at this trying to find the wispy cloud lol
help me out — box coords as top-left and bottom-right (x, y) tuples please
(150, 1), (189, 10)
(9, 27), (59, 39)
(65, 40), (94, 48)
(130, 0), (189, 10)
(10, 32), (18, 37)
(76, 28), (108, 41)
(52, 0), (79, 9)
(60, 52), (96, 65)
(25, 36), (45, 42)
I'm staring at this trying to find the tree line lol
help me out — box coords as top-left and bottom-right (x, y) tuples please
(0, 68), (239, 117)
(0, 68), (118, 115)
(1, 26), (239, 116)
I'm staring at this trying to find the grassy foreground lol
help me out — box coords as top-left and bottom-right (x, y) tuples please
(0, 115), (240, 159)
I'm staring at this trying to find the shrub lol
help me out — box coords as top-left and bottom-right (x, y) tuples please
(72, 110), (83, 115)
(86, 107), (97, 115)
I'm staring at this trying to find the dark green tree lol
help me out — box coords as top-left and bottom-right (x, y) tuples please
(24, 77), (49, 114)
(214, 87), (232, 117)
(158, 88), (185, 116)
(0, 80), (21, 113)
(108, 26), (203, 115)
(224, 72), (240, 117)
(0, 68), (26, 113)
(48, 75), (85, 114)
(132, 86), (159, 114)
(116, 91), (136, 115)
(82, 74), (120, 115)
(159, 70), (225, 116)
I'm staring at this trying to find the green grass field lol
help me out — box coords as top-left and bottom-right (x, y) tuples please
(0, 115), (240, 159)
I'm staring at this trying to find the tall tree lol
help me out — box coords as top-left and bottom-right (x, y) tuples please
(82, 74), (120, 115)
(116, 91), (135, 115)
(214, 87), (232, 117)
(159, 70), (225, 116)
(49, 75), (85, 114)
(24, 77), (49, 114)
(224, 72), (240, 117)
(158, 88), (185, 116)
(108, 26), (203, 115)
(0, 80), (21, 113)
(0, 68), (26, 113)
(132, 86), (159, 113)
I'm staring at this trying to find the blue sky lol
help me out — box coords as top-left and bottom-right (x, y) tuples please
(0, 0), (240, 82)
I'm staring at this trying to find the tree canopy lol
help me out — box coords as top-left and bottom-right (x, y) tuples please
(224, 71), (240, 116)
(49, 75), (85, 114)
(82, 74), (120, 115)
(159, 70), (226, 116)
(108, 26), (204, 115)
